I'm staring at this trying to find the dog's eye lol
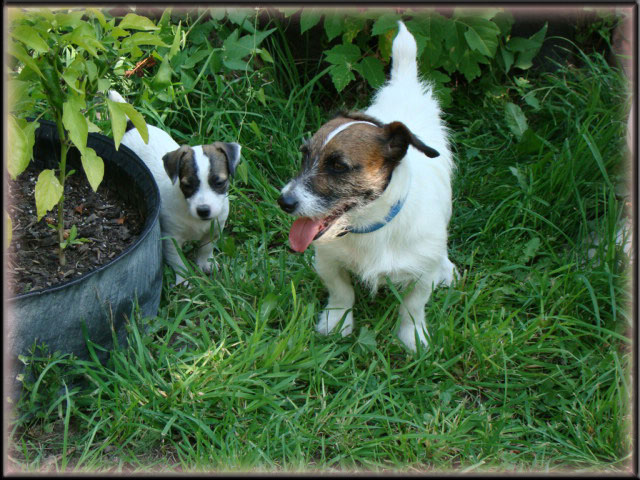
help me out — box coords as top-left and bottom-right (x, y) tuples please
(211, 178), (227, 189)
(326, 153), (349, 174)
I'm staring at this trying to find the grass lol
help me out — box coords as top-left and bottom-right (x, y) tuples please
(6, 17), (634, 474)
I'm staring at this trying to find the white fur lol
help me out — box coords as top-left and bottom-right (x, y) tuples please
(313, 22), (456, 351)
(109, 91), (231, 285)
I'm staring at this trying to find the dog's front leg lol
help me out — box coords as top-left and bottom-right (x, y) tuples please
(163, 237), (189, 285)
(196, 220), (223, 274)
(195, 239), (215, 274)
(315, 248), (355, 336)
(397, 280), (434, 352)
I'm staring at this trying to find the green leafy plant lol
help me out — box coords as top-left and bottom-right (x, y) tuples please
(6, 8), (156, 266)
(285, 7), (547, 107)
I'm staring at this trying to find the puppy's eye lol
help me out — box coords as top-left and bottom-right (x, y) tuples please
(211, 178), (227, 189)
(326, 153), (349, 174)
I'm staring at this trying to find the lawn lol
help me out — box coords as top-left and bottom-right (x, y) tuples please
(6, 7), (634, 474)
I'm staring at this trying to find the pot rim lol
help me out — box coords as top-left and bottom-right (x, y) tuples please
(8, 120), (161, 301)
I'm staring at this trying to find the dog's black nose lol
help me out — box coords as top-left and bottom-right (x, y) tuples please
(278, 193), (298, 214)
(196, 205), (211, 218)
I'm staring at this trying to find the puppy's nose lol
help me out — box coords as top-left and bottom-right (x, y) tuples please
(196, 205), (211, 218)
(277, 193), (298, 214)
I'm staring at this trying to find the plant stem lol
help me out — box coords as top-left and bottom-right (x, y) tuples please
(55, 112), (68, 267)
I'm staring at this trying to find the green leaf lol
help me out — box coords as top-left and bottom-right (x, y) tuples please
(11, 24), (49, 54)
(458, 49), (483, 82)
(505, 102), (528, 140)
(80, 147), (104, 192)
(371, 13), (402, 36)
(8, 41), (44, 79)
(522, 236), (541, 262)
(500, 47), (514, 73)
(325, 43), (361, 66)
(8, 79), (34, 113)
(34, 169), (63, 221)
(324, 13), (343, 42)
(168, 22), (182, 59)
(151, 56), (173, 89)
(128, 32), (169, 47)
(7, 116), (38, 179)
(97, 78), (110, 93)
(356, 326), (377, 351)
(118, 13), (159, 31)
(226, 9), (248, 26)
(329, 63), (355, 93)
(61, 57), (84, 94)
(86, 8), (107, 29)
(62, 96), (88, 153)
(85, 60), (97, 83)
(523, 91), (540, 110)
(106, 99), (127, 150)
(353, 56), (385, 89)
(341, 16), (366, 43)
(300, 8), (322, 34)
(461, 17), (500, 57)
(258, 48), (273, 64)
(119, 102), (149, 145)
(513, 23), (547, 70)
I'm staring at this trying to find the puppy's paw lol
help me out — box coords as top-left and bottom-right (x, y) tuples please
(174, 274), (189, 287)
(316, 308), (354, 337)
(397, 324), (429, 352)
(197, 256), (218, 274)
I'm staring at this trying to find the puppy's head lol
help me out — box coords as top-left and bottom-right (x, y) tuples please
(162, 142), (241, 221)
(278, 112), (439, 252)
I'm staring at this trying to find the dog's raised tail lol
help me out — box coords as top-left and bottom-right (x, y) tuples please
(391, 21), (418, 80)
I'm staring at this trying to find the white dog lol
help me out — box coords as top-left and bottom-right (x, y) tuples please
(108, 91), (241, 285)
(277, 22), (456, 351)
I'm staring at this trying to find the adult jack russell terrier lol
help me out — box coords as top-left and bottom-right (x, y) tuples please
(277, 22), (456, 351)
(108, 90), (241, 285)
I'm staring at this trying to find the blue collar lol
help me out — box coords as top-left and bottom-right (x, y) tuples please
(346, 193), (408, 234)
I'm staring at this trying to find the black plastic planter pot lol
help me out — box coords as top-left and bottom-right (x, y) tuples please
(6, 119), (162, 397)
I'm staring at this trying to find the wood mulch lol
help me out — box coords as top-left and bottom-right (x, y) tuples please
(6, 164), (145, 296)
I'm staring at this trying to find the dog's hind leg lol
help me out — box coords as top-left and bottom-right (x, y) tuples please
(315, 248), (355, 337)
(396, 279), (434, 352)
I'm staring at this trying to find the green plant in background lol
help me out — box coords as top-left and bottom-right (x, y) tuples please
(284, 7), (548, 107)
(6, 8), (158, 266)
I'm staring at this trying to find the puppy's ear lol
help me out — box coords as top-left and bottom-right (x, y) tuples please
(162, 146), (191, 184)
(215, 142), (242, 176)
(382, 121), (440, 161)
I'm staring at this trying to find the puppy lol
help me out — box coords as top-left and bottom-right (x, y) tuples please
(277, 22), (456, 351)
(108, 90), (241, 285)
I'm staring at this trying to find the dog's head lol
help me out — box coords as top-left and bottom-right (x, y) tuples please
(277, 112), (439, 252)
(162, 142), (241, 221)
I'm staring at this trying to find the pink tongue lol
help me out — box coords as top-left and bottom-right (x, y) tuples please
(289, 217), (324, 252)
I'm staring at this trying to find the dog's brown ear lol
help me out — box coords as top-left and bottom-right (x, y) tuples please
(383, 121), (440, 161)
(162, 146), (191, 184)
(215, 142), (242, 176)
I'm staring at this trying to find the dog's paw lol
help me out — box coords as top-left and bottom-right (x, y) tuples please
(438, 258), (458, 287)
(397, 324), (429, 352)
(197, 257), (217, 274)
(316, 308), (354, 337)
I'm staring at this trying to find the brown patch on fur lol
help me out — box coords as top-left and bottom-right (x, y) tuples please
(202, 144), (230, 179)
(202, 143), (230, 192)
(307, 120), (392, 202)
(163, 146), (195, 184)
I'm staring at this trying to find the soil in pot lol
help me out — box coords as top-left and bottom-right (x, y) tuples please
(6, 163), (146, 296)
